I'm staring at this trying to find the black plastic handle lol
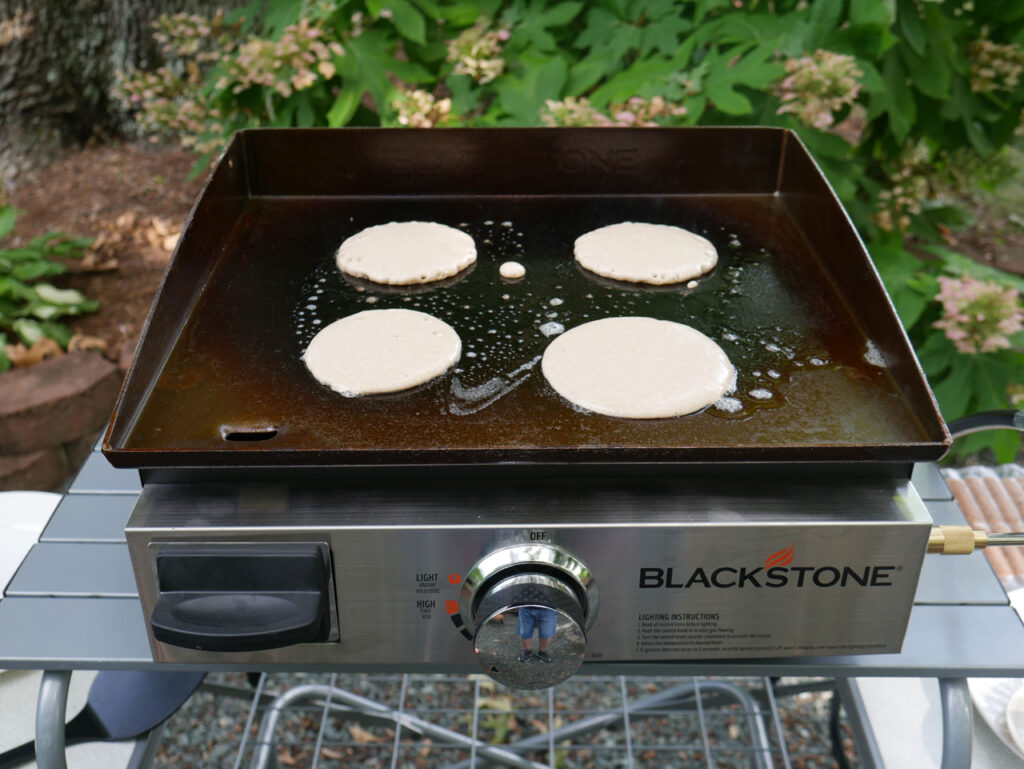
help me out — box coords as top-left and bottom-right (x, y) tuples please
(947, 409), (1024, 440)
(150, 543), (331, 652)
(152, 590), (326, 651)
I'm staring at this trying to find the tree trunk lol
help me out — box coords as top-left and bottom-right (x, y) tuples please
(0, 0), (234, 189)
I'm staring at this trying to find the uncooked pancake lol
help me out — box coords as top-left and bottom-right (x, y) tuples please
(303, 309), (460, 395)
(336, 221), (476, 285)
(574, 222), (717, 285)
(541, 317), (734, 418)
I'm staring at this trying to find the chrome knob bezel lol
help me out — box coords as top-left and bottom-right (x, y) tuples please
(460, 543), (598, 630)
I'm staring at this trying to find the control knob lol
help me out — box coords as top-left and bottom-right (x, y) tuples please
(467, 546), (595, 690)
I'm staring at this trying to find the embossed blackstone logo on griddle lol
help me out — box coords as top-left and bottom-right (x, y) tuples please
(638, 546), (897, 589)
(557, 147), (641, 174)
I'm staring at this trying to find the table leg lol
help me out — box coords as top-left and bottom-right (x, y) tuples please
(35, 670), (71, 769)
(939, 677), (972, 769)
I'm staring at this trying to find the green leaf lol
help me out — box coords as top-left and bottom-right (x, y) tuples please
(901, 43), (950, 101)
(588, 56), (678, 106)
(575, 7), (618, 49)
(870, 52), (915, 143)
(12, 318), (44, 346)
(808, 0), (843, 41)
(640, 14), (689, 57)
(932, 358), (974, 420)
(497, 55), (567, 122)
(857, 60), (885, 92)
(970, 354), (1024, 411)
(0, 206), (18, 240)
(921, 246), (1024, 292)
(12, 260), (64, 282)
(537, 1), (584, 27)
(965, 117), (994, 156)
(436, 3), (484, 26)
(0, 277), (33, 300)
(694, 0), (729, 24)
(295, 92), (316, 128)
(701, 42), (782, 116)
(327, 86), (362, 127)
(407, 0), (443, 20)
(342, 31), (399, 118)
(849, 0), (892, 27)
(797, 126), (854, 160)
(0, 335), (9, 374)
(391, 0), (428, 44)
(259, 0), (302, 34)
(38, 321), (72, 348)
(896, 0), (926, 56)
(567, 55), (609, 94)
(34, 284), (86, 305)
(31, 304), (60, 320)
(705, 77), (752, 115)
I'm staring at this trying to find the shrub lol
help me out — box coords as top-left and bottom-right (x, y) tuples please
(116, 0), (1024, 460)
(0, 206), (98, 372)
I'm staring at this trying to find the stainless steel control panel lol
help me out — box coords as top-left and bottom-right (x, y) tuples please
(126, 477), (932, 684)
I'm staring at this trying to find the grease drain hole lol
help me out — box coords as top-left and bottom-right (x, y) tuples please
(221, 426), (279, 442)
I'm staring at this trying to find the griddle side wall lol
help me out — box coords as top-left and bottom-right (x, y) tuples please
(776, 135), (950, 450)
(105, 136), (248, 454)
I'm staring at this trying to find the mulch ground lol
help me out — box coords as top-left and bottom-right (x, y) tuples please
(4, 142), (207, 367)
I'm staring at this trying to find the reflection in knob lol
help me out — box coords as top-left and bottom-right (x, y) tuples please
(473, 574), (586, 690)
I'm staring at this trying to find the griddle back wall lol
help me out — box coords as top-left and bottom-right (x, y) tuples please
(777, 140), (946, 444)
(109, 136), (248, 448)
(241, 128), (785, 196)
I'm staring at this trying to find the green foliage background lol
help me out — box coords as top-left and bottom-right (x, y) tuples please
(122, 0), (1024, 460)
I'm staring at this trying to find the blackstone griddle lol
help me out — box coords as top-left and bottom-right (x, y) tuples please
(104, 127), (948, 477)
(107, 129), (950, 686)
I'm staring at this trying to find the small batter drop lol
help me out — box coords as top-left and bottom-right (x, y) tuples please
(499, 261), (526, 279)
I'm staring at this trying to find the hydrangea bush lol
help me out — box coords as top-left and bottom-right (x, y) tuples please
(115, 0), (1024, 460)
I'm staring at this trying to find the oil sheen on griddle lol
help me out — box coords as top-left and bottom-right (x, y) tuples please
(127, 194), (928, 454)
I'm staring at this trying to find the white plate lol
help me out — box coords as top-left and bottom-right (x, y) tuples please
(1007, 685), (1024, 754)
(968, 588), (1024, 761)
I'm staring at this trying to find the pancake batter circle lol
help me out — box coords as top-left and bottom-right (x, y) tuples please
(541, 316), (735, 418)
(303, 309), (461, 395)
(336, 221), (476, 285)
(574, 222), (718, 285)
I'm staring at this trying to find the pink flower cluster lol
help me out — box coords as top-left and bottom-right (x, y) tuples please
(775, 50), (862, 130)
(220, 18), (344, 98)
(540, 96), (686, 127)
(152, 11), (238, 63)
(874, 141), (931, 233)
(446, 17), (509, 84)
(540, 97), (608, 127)
(933, 275), (1024, 354)
(115, 68), (224, 155)
(969, 39), (1024, 94)
(392, 88), (452, 127)
(608, 96), (688, 126)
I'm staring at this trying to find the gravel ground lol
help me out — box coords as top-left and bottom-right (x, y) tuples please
(152, 674), (857, 769)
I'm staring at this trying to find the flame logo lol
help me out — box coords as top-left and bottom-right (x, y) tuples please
(764, 544), (795, 568)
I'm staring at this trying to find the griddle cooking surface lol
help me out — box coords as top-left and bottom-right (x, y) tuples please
(122, 194), (928, 458)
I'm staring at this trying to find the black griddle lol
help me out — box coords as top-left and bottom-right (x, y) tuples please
(103, 128), (950, 473)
